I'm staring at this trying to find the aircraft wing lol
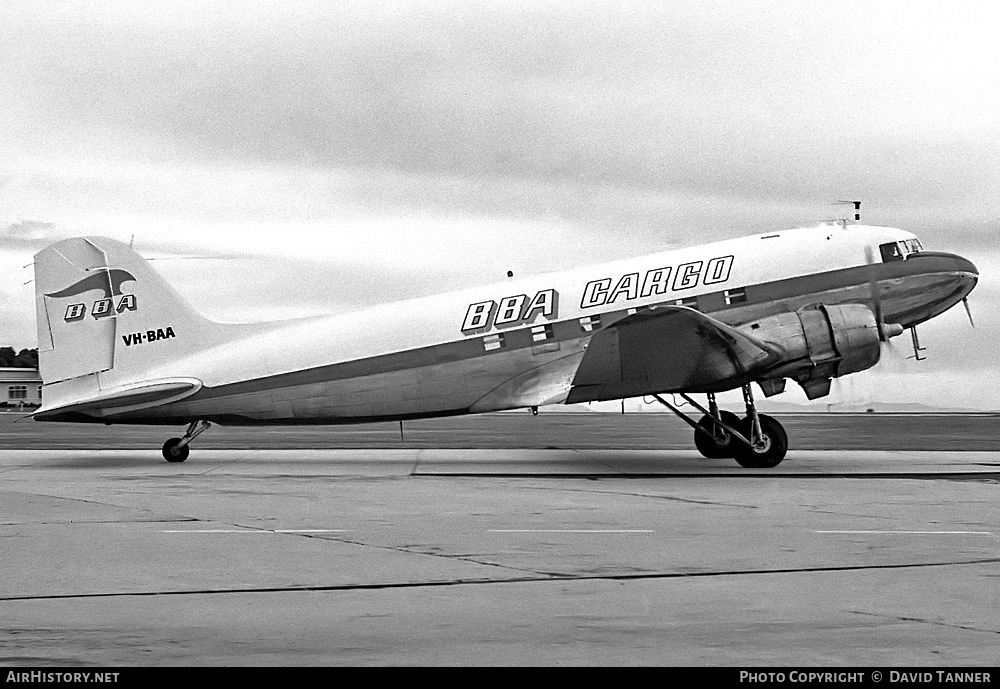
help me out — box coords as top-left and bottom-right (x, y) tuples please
(566, 305), (782, 403)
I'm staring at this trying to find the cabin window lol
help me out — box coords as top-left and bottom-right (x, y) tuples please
(483, 333), (505, 351)
(674, 296), (699, 310)
(531, 324), (554, 342)
(8, 385), (27, 400)
(879, 242), (904, 262)
(724, 287), (747, 305)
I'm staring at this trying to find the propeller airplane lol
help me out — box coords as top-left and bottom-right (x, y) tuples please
(31, 220), (977, 467)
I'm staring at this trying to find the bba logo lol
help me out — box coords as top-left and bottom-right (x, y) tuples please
(47, 269), (138, 322)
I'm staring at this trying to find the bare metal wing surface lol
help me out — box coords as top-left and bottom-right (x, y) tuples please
(31, 224), (978, 467)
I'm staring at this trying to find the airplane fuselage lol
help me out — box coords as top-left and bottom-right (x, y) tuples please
(42, 222), (972, 426)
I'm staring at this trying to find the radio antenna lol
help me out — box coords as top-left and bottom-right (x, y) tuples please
(834, 200), (862, 224)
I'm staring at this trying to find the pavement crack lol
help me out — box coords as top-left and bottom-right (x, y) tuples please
(390, 546), (549, 577)
(850, 610), (1000, 636)
(1, 518), (198, 526)
(807, 508), (893, 519)
(524, 484), (758, 509)
(0, 490), (195, 523)
(409, 450), (425, 475)
(5, 557), (999, 603)
(219, 524), (549, 578)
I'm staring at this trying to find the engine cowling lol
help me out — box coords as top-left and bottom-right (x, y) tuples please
(737, 304), (884, 399)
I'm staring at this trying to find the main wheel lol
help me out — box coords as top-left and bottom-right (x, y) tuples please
(694, 411), (741, 459)
(162, 437), (190, 463)
(733, 414), (788, 468)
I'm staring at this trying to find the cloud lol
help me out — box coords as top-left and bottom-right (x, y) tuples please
(1, 220), (58, 252)
(0, 1), (997, 407)
(4, 1), (998, 247)
(3, 2), (999, 211)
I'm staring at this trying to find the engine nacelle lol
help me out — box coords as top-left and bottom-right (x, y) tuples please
(737, 304), (883, 399)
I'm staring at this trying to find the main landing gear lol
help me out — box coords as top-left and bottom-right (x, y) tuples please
(652, 386), (788, 468)
(161, 420), (211, 463)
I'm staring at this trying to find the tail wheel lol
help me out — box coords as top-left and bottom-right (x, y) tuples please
(694, 411), (741, 458)
(162, 437), (190, 463)
(733, 414), (788, 468)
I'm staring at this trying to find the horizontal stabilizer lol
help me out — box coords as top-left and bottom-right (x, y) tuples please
(33, 378), (202, 421)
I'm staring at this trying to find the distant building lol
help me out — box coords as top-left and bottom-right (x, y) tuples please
(1, 368), (42, 409)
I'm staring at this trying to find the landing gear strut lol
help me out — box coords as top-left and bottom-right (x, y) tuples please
(732, 385), (787, 468)
(693, 393), (741, 459)
(651, 386), (788, 468)
(162, 420), (212, 463)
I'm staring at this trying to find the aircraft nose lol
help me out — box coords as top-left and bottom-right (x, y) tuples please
(908, 250), (978, 282)
(948, 252), (979, 296)
(948, 252), (978, 278)
(888, 250), (979, 328)
(963, 256), (978, 279)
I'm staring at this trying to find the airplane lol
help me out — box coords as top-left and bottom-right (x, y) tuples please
(30, 220), (978, 467)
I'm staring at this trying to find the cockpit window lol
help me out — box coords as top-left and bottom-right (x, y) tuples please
(879, 242), (904, 262)
(879, 239), (923, 262)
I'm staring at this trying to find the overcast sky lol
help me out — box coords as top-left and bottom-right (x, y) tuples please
(1, 1), (997, 408)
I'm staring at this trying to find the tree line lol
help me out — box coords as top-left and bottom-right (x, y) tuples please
(1, 348), (38, 368)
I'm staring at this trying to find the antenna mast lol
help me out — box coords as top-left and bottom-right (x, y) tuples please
(834, 200), (862, 229)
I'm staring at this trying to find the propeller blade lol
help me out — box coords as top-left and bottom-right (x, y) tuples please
(864, 245), (889, 341)
(880, 332), (906, 363)
(863, 244), (908, 348)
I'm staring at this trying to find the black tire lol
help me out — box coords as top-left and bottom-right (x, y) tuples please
(162, 437), (190, 463)
(694, 411), (741, 459)
(733, 414), (788, 468)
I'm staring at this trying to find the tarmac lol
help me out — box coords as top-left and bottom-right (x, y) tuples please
(1, 446), (998, 666)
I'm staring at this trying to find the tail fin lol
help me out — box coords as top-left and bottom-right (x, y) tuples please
(34, 237), (224, 391)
